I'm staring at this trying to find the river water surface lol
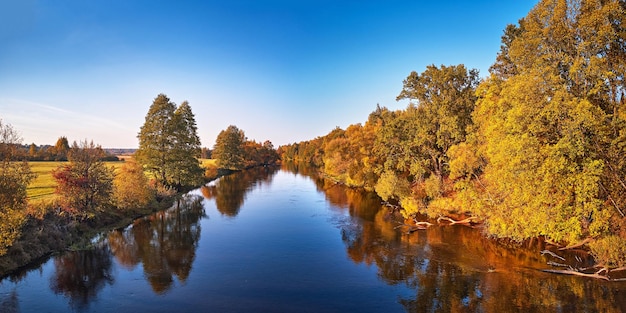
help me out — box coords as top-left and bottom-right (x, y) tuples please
(1, 166), (625, 312)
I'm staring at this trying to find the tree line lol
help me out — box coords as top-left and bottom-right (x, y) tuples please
(0, 93), (278, 261)
(0, 136), (119, 162)
(280, 0), (626, 272)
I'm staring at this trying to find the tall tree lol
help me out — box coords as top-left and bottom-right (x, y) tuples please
(136, 94), (204, 188)
(395, 64), (479, 181)
(136, 94), (177, 186)
(0, 119), (35, 255)
(212, 125), (245, 171)
(53, 140), (114, 219)
(450, 0), (626, 263)
(169, 101), (204, 187)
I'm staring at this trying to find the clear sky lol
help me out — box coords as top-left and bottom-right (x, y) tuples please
(0, 0), (538, 148)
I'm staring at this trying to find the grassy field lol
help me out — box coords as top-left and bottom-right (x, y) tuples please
(27, 161), (126, 202)
(27, 159), (216, 202)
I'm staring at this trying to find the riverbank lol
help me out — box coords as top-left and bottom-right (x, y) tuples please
(0, 162), (273, 279)
(0, 195), (175, 279)
(0, 163), (232, 279)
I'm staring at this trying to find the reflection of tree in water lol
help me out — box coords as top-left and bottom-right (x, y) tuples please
(201, 166), (278, 217)
(108, 194), (205, 294)
(49, 245), (114, 311)
(0, 290), (19, 313)
(317, 174), (626, 312)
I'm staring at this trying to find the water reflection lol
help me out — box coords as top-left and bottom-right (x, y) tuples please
(0, 290), (19, 312)
(305, 169), (626, 312)
(50, 245), (114, 310)
(200, 166), (278, 217)
(108, 194), (205, 294)
(2, 167), (625, 312)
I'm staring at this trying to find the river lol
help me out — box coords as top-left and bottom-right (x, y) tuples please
(0, 166), (624, 312)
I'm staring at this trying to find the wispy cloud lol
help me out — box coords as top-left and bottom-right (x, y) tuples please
(0, 98), (137, 147)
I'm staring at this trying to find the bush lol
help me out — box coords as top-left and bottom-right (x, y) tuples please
(204, 163), (218, 180)
(113, 160), (154, 210)
(589, 235), (626, 268)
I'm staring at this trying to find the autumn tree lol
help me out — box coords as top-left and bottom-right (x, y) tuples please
(449, 0), (626, 267)
(212, 125), (246, 171)
(136, 94), (203, 188)
(395, 64), (479, 181)
(260, 140), (280, 165)
(0, 119), (35, 255)
(370, 65), (478, 218)
(53, 140), (114, 219)
(113, 160), (154, 210)
(54, 136), (70, 161)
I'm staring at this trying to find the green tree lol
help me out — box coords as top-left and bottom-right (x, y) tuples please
(168, 101), (204, 187)
(212, 125), (245, 171)
(136, 94), (204, 188)
(0, 119), (35, 255)
(52, 140), (114, 219)
(136, 94), (177, 186)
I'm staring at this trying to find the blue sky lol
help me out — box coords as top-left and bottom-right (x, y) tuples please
(0, 0), (538, 148)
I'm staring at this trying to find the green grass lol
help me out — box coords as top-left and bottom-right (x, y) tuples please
(27, 161), (125, 202)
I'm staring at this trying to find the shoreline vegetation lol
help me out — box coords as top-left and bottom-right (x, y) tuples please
(0, 94), (280, 278)
(1, 0), (625, 282)
(279, 0), (626, 281)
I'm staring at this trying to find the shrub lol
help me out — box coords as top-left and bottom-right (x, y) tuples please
(113, 160), (154, 210)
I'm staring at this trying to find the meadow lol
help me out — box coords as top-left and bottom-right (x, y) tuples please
(27, 159), (217, 202)
(27, 161), (126, 202)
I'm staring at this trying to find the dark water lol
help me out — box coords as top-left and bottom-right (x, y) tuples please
(1, 166), (625, 312)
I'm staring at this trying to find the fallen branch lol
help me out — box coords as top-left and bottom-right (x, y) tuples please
(540, 249), (566, 261)
(436, 216), (477, 225)
(412, 219), (434, 227)
(610, 266), (626, 272)
(547, 261), (570, 268)
(543, 269), (611, 281)
(407, 225), (428, 233)
(395, 221), (433, 233)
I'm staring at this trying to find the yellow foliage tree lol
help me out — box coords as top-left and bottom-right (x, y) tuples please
(113, 160), (154, 210)
(0, 120), (35, 255)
